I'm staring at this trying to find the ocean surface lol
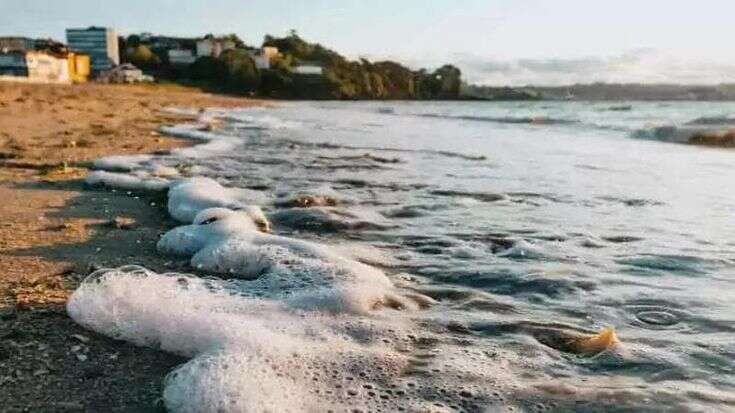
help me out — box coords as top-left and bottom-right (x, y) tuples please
(70, 101), (735, 412)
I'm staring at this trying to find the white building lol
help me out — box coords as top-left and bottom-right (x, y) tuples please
(168, 49), (196, 65)
(0, 51), (72, 84)
(195, 38), (235, 58)
(248, 46), (279, 69)
(293, 64), (323, 75)
(66, 26), (119, 72)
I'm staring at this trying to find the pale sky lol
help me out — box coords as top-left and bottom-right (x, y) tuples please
(2, 0), (735, 85)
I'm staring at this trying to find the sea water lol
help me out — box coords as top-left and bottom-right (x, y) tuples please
(70, 101), (735, 412)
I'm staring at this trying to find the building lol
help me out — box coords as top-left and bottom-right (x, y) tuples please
(293, 63), (323, 75)
(146, 35), (196, 51)
(1, 51), (70, 83)
(168, 49), (196, 65)
(0, 50), (90, 84)
(0, 37), (35, 53)
(25, 51), (72, 83)
(66, 27), (120, 72)
(195, 37), (235, 58)
(248, 46), (279, 69)
(0, 51), (28, 76)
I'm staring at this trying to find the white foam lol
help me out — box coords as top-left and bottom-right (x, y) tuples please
(269, 207), (394, 232)
(162, 107), (202, 117)
(156, 207), (417, 315)
(158, 208), (262, 256)
(66, 266), (438, 412)
(85, 170), (170, 191)
(167, 178), (267, 223)
(93, 154), (154, 172)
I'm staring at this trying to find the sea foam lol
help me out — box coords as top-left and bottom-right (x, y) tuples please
(66, 266), (409, 412)
(167, 177), (267, 223)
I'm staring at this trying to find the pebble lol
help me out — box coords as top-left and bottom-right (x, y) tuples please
(109, 216), (137, 230)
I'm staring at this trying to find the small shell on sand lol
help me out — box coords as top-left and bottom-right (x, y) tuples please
(564, 327), (620, 355)
(536, 327), (620, 355)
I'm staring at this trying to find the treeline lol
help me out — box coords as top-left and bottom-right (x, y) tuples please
(121, 32), (463, 100)
(460, 84), (541, 101)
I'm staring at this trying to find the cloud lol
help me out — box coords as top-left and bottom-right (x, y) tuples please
(450, 49), (735, 86)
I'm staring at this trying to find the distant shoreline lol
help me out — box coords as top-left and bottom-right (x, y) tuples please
(461, 83), (735, 101)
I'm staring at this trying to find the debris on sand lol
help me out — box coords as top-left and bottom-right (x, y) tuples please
(537, 326), (620, 355)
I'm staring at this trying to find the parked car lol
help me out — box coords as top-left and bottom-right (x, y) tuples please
(98, 63), (153, 83)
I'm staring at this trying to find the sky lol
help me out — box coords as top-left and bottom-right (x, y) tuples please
(2, 0), (735, 86)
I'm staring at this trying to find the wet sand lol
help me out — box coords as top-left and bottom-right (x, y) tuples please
(0, 81), (263, 411)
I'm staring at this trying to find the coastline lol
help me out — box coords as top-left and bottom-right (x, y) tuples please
(0, 82), (263, 411)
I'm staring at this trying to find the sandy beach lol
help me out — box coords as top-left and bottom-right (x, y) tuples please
(0, 82), (262, 412)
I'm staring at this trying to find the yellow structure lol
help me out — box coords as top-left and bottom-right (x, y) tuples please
(67, 52), (90, 83)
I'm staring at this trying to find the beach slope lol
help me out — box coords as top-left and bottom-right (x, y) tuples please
(0, 82), (261, 411)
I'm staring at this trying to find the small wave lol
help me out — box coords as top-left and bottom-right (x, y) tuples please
(604, 105), (633, 112)
(382, 203), (447, 219)
(602, 235), (644, 243)
(269, 207), (395, 232)
(597, 196), (664, 207)
(281, 139), (488, 162)
(631, 125), (735, 146)
(686, 116), (735, 126)
(616, 254), (716, 275)
(430, 189), (507, 203)
(430, 268), (596, 297)
(315, 153), (403, 165)
(418, 113), (580, 126)
(273, 187), (342, 208)
(506, 191), (570, 205)
(631, 125), (687, 142)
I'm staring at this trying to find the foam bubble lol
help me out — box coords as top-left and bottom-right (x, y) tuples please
(167, 178), (267, 223)
(85, 170), (170, 191)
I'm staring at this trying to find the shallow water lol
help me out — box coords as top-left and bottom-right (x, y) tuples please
(74, 101), (735, 412)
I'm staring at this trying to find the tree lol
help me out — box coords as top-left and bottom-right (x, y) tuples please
(126, 34), (141, 48)
(127, 45), (160, 70)
(224, 33), (245, 49)
(189, 56), (225, 81)
(434, 65), (462, 99)
(219, 49), (260, 92)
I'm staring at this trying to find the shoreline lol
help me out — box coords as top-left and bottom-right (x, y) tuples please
(0, 82), (264, 411)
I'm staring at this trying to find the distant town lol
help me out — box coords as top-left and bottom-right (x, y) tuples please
(2, 27), (735, 101)
(0, 26), (465, 100)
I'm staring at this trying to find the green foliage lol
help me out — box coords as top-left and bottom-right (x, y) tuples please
(189, 56), (225, 81)
(127, 31), (462, 99)
(223, 33), (245, 49)
(127, 45), (160, 69)
(219, 49), (260, 92)
(260, 33), (462, 99)
(126, 34), (141, 48)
